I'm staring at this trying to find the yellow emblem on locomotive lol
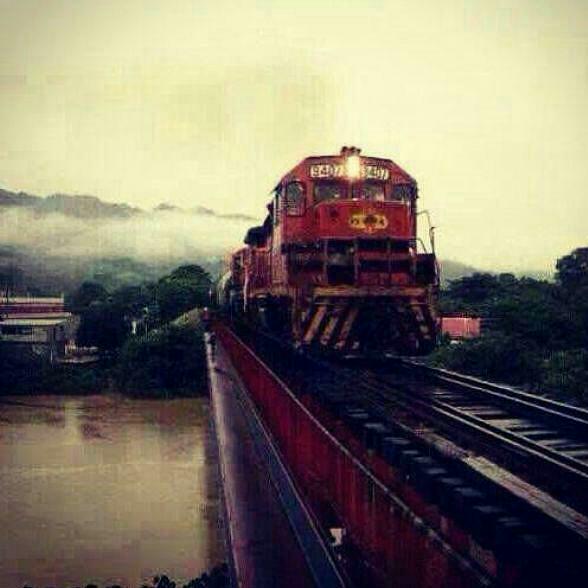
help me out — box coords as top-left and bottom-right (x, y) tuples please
(348, 209), (389, 234)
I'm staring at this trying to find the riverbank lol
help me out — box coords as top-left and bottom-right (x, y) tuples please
(1, 319), (208, 398)
(20, 563), (230, 588)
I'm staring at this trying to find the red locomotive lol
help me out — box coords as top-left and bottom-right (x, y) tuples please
(220, 147), (439, 355)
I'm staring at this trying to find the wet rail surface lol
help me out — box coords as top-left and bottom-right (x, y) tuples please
(0, 395), (225, 588)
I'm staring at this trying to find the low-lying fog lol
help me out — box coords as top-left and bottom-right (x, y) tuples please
(0, 207), (257, 262)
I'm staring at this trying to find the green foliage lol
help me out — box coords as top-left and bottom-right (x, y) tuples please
(435, 248), (588, 403)
(541, 349), (588, 404)
(68, 281), (109, 312)
(429, 334), (542, 386)
(76, 302), (128, 350)
(155, 264), (212, 322)
(445, 272), (503, 305)
(556, 247), (588, 291)
(492, 280), (580, 349)
(116, 322), (207, 397)
(69, 263), (212, 351)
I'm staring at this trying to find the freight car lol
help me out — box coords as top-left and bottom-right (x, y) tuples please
(220, 147), (439, 355)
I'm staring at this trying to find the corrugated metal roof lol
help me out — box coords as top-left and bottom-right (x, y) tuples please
(1, 317), (72, 327)
(0, 312), (73, 319)
(0, 297), (64, 304)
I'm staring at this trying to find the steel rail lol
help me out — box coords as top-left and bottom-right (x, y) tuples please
(390, 362), (588, 469)
(231, 321), (588, 495)
(217, 322), (495, 587)
(400, 359), (588, 429)
(224, 320), (588, 585)
(369, 374), (588, 482)
(354, 364), (588, 515)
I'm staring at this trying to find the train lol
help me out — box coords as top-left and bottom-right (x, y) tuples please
(218, 146), (439, 356)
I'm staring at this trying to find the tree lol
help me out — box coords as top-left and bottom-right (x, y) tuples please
(541, 349), (588, 404)
(166, 264), (212, 284)
(76, 301), (127, 350)
(155, 264), (212, 322)
(430, 333), (542, 386)
(555, 247), (588, 347)
(68, 281), (108, 312)
(116, 322), (207, 396)
(440, 273), (503, 315)
(0, 263), (24, 297)
(110, 284), (152, 316)
(556, 247), (588, 291)
(432, 247), (588, 403)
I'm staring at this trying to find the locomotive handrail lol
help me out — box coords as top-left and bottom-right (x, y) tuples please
(416, 210), (436, 254)
(413, 237), (429, 254)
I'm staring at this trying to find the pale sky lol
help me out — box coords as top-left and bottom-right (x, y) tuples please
(1, 0), (586, 271)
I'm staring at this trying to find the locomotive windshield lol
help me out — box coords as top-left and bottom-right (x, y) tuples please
(314, 180), (345, 203)
(353, 181), (386, 201)
(314, 180), (391, 203)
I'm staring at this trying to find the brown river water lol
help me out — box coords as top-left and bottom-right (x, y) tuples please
(0, 395), (225, 588)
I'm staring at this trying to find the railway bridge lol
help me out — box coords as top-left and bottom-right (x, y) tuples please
(206, 321), (588, 588)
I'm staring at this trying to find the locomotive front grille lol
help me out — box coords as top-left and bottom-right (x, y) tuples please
(286, 237), (421, 287)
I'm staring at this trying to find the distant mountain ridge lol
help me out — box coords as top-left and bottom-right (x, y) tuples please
(0, 186), (256, 221)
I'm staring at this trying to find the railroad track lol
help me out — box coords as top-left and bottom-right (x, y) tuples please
(226, 322), (588, 583)
(234, 322), (588, 509)
(358, 361), (588, 512)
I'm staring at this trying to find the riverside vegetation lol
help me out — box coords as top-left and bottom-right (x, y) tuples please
(3, 248), (587, 403)
(0, 264), (212, 397)
(429, 247), (588, 404)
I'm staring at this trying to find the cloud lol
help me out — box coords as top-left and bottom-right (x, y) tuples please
(0, 207), (257, 261)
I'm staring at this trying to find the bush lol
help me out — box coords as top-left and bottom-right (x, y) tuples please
(115, 323), (207, 397)
(0, 347), (108, 395)
(155, 265), (212, 323)
(541, 349), (588, 404)
(429, 333), (543, 387)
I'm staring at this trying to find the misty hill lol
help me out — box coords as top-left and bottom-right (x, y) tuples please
(0, 188), (140, 219)
(0, 185), (252, 295)
(0, 245), (222, 295)
(1, 244), (474, 297)
(0, 188), (39, 208)
(37, 193), (141, 219)
(438, 260), (554, 286)
(0, 186), (256, 221)
(1, 184), (541, 296)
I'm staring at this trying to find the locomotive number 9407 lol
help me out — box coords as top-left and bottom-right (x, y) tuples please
(219, 146), (439, 357)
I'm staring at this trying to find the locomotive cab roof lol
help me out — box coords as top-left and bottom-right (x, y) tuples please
(275, 146), (417, 188)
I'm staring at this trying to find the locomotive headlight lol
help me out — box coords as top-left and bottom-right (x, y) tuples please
(346, 154), (361, 179)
